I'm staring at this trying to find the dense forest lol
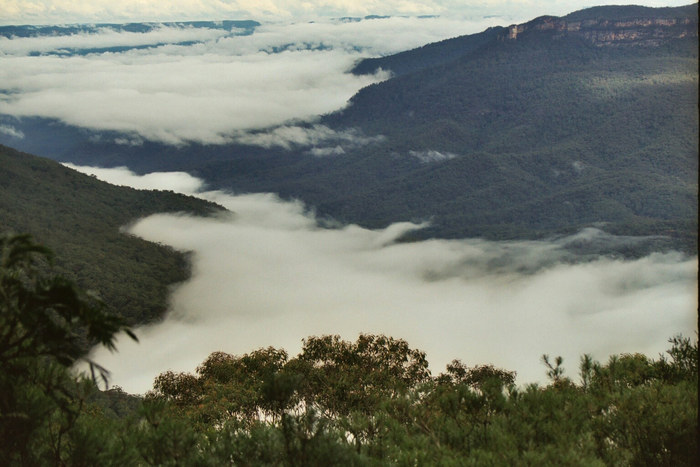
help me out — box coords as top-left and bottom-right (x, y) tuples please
(1, 234), (697, 465)
(0, 145), (224, 325)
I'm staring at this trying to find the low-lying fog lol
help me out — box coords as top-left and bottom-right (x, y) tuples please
(70, 165), (698, 394)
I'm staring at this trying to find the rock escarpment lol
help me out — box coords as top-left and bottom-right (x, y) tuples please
(506, 5), (698, 46)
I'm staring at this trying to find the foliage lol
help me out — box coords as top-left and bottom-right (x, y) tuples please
(140, 333), (697, 466)
(0, 233), (136, 465)
(0, 234), (135, 369)
(294, 334), (431, 417)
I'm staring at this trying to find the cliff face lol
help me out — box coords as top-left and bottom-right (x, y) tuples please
(506, 12), (697, 46)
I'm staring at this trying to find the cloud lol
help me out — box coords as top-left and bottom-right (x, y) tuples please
(73, 165), (698, 394)
(409, 149), (457, 163)
(0, 25), (232, 56)
(0, 0), (496, 25)
(4, 16), (493, 145)
(6, 3), (684, 147)
(0, 46), (386, 144)
(0, 123), (23, 138)
(309, 145), (345, 156)
(234, 124), (385, 149)
(219, 15), (507, 56)
(1, 4), (686, 145)
(62, 163), (206, 192)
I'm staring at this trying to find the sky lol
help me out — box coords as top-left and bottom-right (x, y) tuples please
(71, 165), (698, 394)
(0, 0), (693, 25)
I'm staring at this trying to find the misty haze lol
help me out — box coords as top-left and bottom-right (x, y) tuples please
(0, 0), (697, 463)
(76, 166), (697, 394)
(1, 0), (696, 391)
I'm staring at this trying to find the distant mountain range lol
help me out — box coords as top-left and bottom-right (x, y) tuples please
(1, 3), (697, 252)
(0, 20), (259, 38)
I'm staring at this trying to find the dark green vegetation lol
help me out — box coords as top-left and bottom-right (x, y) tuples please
(1, 236), (697, 465)
(0, 234), (136, 464)
(315, 4), (699, 247)
(3, 4), (696, 253)
(143, 335), (699, 465)
(0, 145), (223, 325)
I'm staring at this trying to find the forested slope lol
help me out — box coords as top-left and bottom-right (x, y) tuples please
(0, 145), (223, 324)
(196, 5), (699, 249)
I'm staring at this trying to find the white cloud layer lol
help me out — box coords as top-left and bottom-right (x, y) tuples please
(71, 165), (698, 394)
(0, 26), (232, 56)
(0, 47), (386, 144)
(234, 124), (385, 149)
(62, 163), (206, 192)
(409, 149), (457, 163)
(0, 17), (498, 145)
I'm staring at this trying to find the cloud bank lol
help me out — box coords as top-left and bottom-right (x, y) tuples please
(409, 149), (458, 163)
(73, 165), (698, 394)
(0, 123), (23, 138)
(0, 46), (385, 144)
(61, 163), (206, 192)
(0, 17), (500, 145)
(234, 124), (385, 150)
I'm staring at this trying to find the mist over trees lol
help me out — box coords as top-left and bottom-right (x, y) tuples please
(0, 233), (697, 465)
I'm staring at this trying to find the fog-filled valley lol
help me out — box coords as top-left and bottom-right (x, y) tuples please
(1, 0), (697, 390)
(0, 1), (698, 463)
(1, 0), (697, 386)
(71, 165), (697, 394)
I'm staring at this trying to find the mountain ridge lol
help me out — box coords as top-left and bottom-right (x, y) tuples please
(352, 3), (698, 78)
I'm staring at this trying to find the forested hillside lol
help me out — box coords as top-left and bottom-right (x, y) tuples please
(0, 145), (223, 324)
(313, 22), (699, 246)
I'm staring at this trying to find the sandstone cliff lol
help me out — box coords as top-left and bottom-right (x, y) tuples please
(506, 5), (698, 46)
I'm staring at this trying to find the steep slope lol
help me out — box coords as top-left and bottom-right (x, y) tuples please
(351, 26), (505, 78)
(199, 4), (698, 250)
(0, 144), (223, 324)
